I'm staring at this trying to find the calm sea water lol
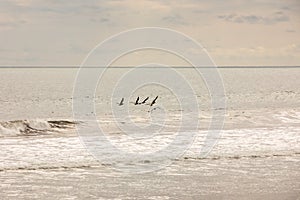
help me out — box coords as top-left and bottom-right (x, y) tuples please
(0, 66), (299, 169)
(0, 66), (299, 198)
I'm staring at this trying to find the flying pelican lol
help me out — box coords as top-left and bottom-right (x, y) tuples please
(150, 96), (158, 106)
(141, 97), (149, 104)
(135, 97), (140, 105)
(119, 98), (124, 106)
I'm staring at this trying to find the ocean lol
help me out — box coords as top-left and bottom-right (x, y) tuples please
(0, 66), (299, 199)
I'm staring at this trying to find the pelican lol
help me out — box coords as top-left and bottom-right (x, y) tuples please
(135, 97), (140, 105)
(150, 96), (158, 106)
(119, 98), (124, 106)
(141, 97), (149, 104)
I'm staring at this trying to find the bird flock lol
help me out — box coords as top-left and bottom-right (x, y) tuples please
(118, 96), (158, 106)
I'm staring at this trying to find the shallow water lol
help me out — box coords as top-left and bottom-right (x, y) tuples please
(0, 67), (300, 198)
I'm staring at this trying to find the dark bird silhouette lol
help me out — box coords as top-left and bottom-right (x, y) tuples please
(119, 98), (124, 106)
(150, 96), (158, 106)
(141, 97), (149, 104)
(135, 97), (140, 105)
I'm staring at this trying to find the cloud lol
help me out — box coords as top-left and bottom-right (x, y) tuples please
(0, 0), (107, 16)
(107, 0), (170, 12)
(281, 44), (300, 53)
(162, 14), (187, 25)
(0, 13), (27, 30)
(286, 29), (296, 33)
(218, 12), (289, 25)
(0, 0), (299, 66)
(11, 0), (33, 7)
(211, 44), (300, 60)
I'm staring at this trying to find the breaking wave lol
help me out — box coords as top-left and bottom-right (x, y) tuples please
(0, 119), (77, 137)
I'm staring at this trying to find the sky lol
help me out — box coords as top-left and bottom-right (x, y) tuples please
(0, 0), (299, 66)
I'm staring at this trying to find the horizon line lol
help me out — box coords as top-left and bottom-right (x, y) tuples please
(0, 65), (300, 69)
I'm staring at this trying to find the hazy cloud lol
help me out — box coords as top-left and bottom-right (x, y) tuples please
(0, 0), (299, 65)
(286, 29), (296, 33)
(218, 12), (289, 25)
(162, 14), (187, 25)
(281, 44), (300, 53)
(0, 13), (27, 30)
(107, 0), (170, 12)
(10, 0), (33, 7)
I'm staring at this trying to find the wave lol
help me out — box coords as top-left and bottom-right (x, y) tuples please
(0, 152), (299, 172)
(180, 152), (300, 161)
(0, 119), (77, 137)
(0, 164), (94, 172)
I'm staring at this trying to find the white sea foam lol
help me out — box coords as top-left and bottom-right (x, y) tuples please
(0, 121), (299, 171)
(0, 119), (76, 137)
